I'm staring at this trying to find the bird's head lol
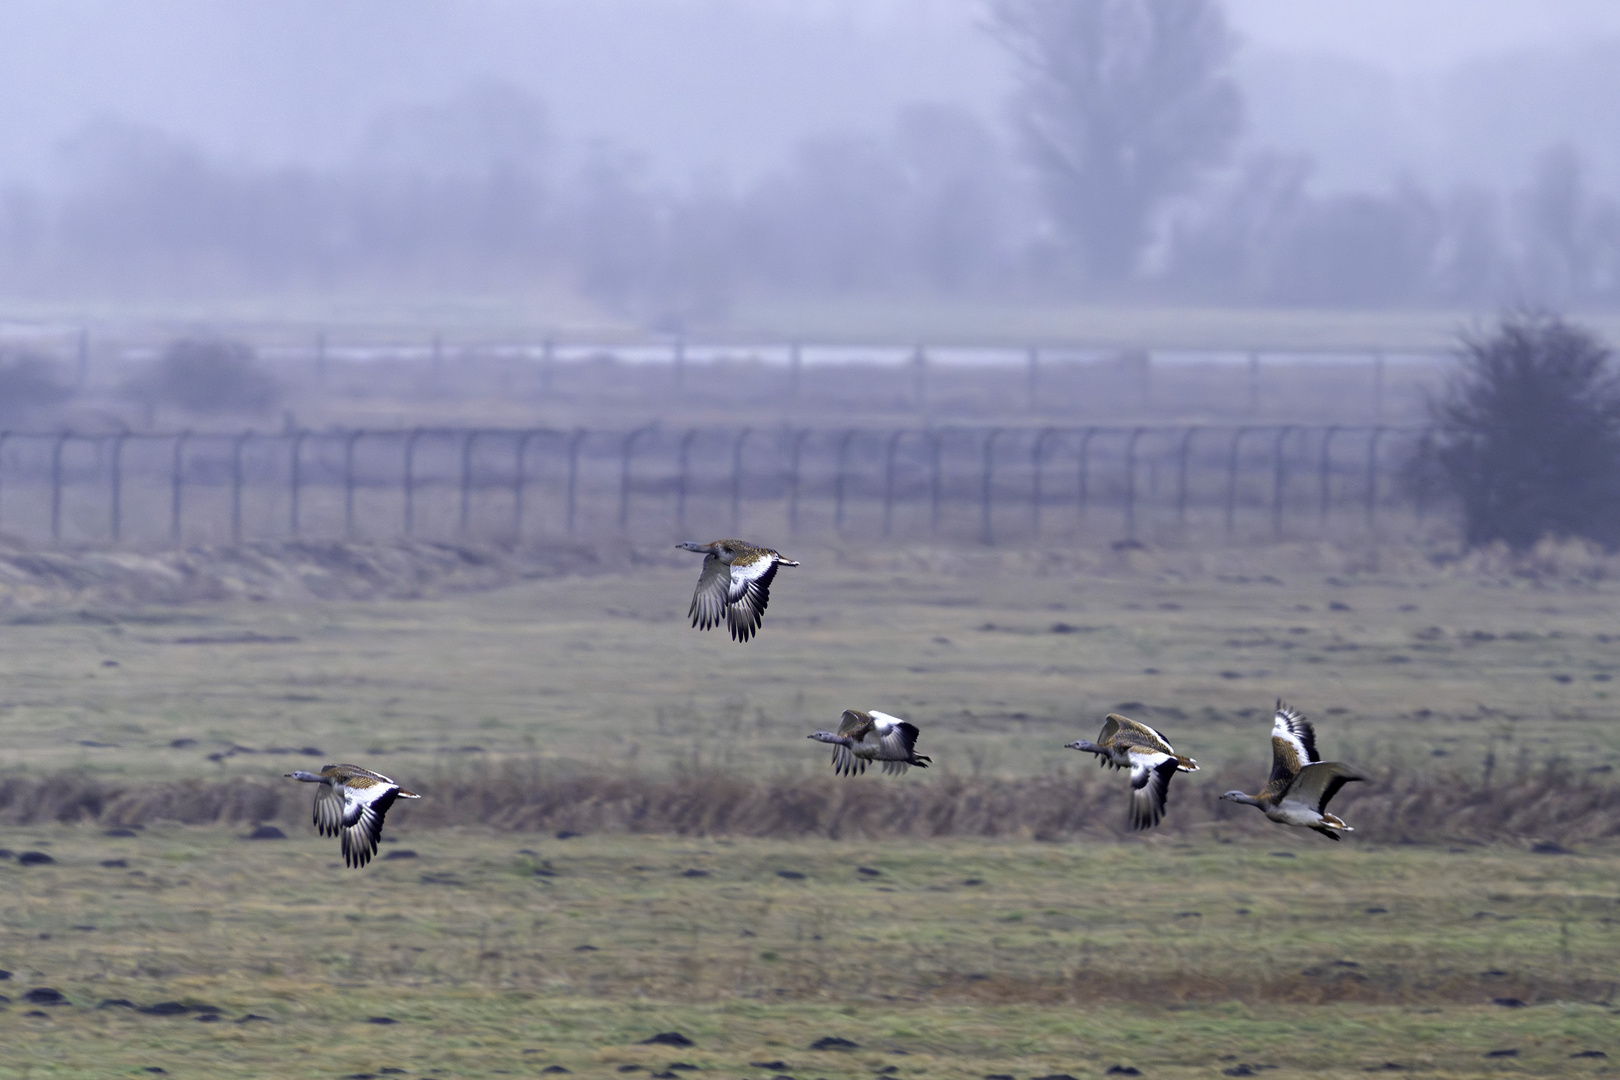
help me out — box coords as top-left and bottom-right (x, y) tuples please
(284, 770), (323, 782)
(1065, 739), (1097, 753)
(1219, 790), (1250, 804)
(808, 731), (846, 745)
(677, 540), (713, 554)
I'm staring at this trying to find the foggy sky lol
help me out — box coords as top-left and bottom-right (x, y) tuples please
(4, 0), (1620, 195)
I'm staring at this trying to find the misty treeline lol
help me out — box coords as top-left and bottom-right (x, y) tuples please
(2, 0), (1619, 315)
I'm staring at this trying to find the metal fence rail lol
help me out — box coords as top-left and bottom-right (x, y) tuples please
(0, 424), (1436, 548)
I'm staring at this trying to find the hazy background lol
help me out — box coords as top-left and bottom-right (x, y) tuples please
(4, 0), (1620, 323)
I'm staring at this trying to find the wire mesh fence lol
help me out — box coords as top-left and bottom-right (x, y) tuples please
(0, 424), (1437, 548)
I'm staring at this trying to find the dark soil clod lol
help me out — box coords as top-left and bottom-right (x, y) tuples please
(139, 1002), (189, 1016)
(366, 1016), (399, 1025)
(244, 825), (286, 840)
(18, 851), (56, 865)
(1492, 997), (1528, 1008)
(639, 1032), (694, 1047)
(382, 849), (418, 860)
(809, 1037), (859, 1051)
(1484, 1049), (1519, 1058)
(776, 870), (805, 880)
(1105, 1069), (1143, 1077)
(23, 988), (67, 1005)
(682, 868), (710, 878)
(856, 867), (881, 877)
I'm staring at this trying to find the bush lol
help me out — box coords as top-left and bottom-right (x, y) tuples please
(1429, 313), (1620, 549)
(0, 351), (73, 421)
(142, 338), (280, 416)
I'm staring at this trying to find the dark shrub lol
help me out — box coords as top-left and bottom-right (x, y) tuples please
(1429, 313), (1620, 550)
(142, 338), (280, 416)
(0, 351), (73, 420)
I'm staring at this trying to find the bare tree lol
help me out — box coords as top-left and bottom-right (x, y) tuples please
(990, 0), (1242, 284)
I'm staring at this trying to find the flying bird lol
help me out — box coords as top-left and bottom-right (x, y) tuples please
(284, 763), (421, 868)
(679, 539), (799, 642)
(1067, 713), (1198, 830)
(809, 709), (931, 776)
(1219, 701), (1365, 840)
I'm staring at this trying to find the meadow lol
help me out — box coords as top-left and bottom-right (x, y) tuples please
(3, 536), (1620, 1077)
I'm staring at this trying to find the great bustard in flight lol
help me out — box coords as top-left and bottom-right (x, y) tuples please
(1219, 701), (1366, 840)
(679, 539), (799, 642)
(809, 710), (931, 776)
(284, 763), (421, 868)
(1067, 713), (1198, 830)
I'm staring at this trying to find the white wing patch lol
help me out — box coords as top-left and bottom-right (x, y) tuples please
(1126, 751), (1178, 830)
(1271, 705), (1319, 765)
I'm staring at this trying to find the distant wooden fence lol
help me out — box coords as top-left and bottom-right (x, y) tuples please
(0, 424), (1437, 548)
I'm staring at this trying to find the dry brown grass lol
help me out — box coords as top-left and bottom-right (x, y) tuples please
(5, 750), (1615, 848)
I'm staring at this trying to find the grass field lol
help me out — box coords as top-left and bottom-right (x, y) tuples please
(4, 537), (1620, 1076)
(4, 831), (1617, 1078)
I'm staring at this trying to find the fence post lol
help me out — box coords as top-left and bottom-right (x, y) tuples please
(675, 429), (699, 533)
(928, 431), (943, 535)
(231, 432), (252, 542)
(1031, 426), (1060, 536)
(980, 428), (1003, 545)
(1224, 427), (1252, 536)
(910, 346), (928, 412)
(834, 428), (858, 532)
(730, 427), (751, 535)
(50, 431), (70, 546)
(787, 428), (812, 535)
(566, 428), (586, 535)
(1123, 426), (1146, 541)
(618, 426), (654, 532)
(109, 432), (129, 543)
(344, 431), (364, 539)
(1076, 426), (1101, 525)
(289, 430), (311, 537)
(404, 428), (425, 538)
(0, 431), (10, 529)
(1270, 425), (1295, 540)
(883, 429), (905, 537)
(459, 430), (479, 535)
(512, 429), (543, 543)
(171, 431), (191, 547)
(1026, 346), (1040, 413)
(1414, 428), (1435, 523)
(1318, 426), (1341, 525)
(1365, 426), (1389, 530)
(1175, 426), (1199, 526)
(1373, 352), (1386, 422)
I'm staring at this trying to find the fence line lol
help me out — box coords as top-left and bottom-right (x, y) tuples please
(0, 424), (1435, 549)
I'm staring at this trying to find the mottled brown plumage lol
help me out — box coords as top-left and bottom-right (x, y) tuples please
(284, 763), (421, 868)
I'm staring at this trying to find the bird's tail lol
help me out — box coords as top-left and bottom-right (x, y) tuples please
(397, 789), (422, 799)
(1175, 755), (1199, 772)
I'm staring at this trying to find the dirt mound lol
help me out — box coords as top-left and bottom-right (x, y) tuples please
(0, 539), (617, 608)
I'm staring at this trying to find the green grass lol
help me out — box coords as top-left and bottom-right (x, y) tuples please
(3, 830), (1617, 1078)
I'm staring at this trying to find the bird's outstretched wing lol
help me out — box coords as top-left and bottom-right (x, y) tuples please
(1269, 703), (1319, 787)
(689, 552), (731, 631)
(1285, 761), (1366, 814)
(830, 742), (865, 776)
(338, 776), (401, 869)
(876, 719), (928, 774)
(1109, 714), (1174, 756)
(312, 783), (345, 837)
(725, 557), (781, 642)
(1127, 753), (1180, 830)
